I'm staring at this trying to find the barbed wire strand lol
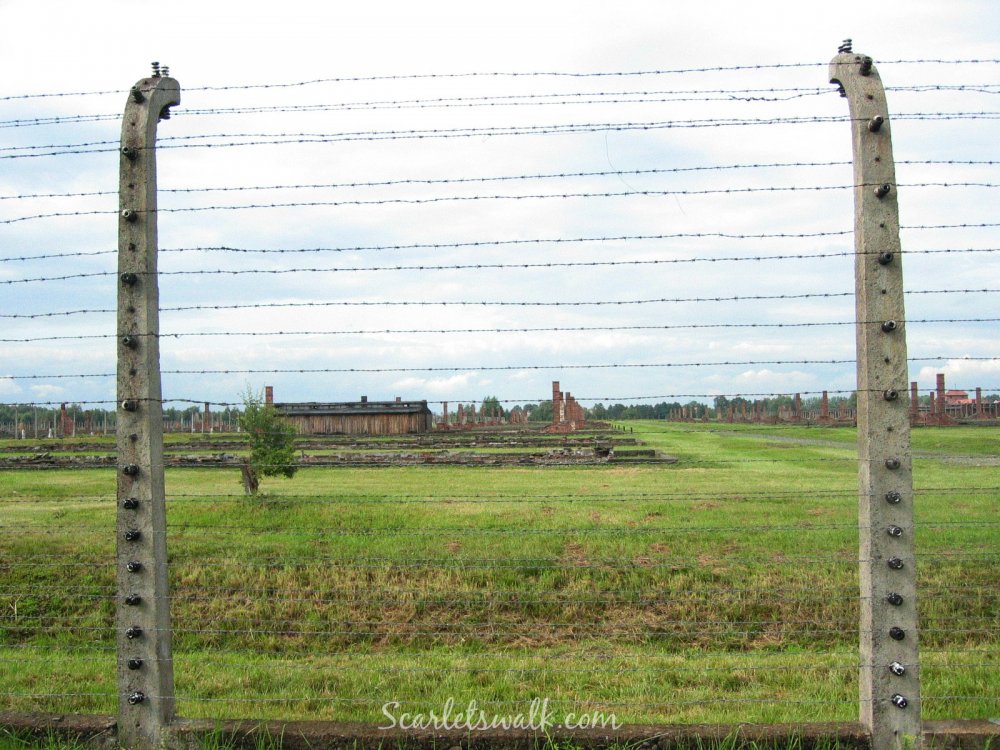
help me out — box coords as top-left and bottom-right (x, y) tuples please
(5, 83), (1000, 128)
(0, 158), (993, 200)
(4, 224), (998, 267)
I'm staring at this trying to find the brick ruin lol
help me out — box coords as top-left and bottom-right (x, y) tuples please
(912, 372), (987, 425)
(547, 381), (586, 432)
(59, 404), (74, 437)
(436, 400), (510, 430)
(431, 382), (587, 432)
(706, 395), (844, 424)
(657, 372), (996, 426)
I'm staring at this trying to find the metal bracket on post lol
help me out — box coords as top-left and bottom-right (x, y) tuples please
(116, 63), (180, 750)
(830, 41), (921, 750)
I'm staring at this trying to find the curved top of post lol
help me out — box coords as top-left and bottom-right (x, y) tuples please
(121, 67), (181, 141)
(829, 46), (886, 115)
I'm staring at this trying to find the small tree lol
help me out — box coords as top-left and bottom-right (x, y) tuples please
(481, 395), (505, 420)
(527, 400), (553, 422)
(237, 388), (297, 495)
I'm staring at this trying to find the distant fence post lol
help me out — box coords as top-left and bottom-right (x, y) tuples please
(116, 64), (180, 750)
(830, 43), (921, 750)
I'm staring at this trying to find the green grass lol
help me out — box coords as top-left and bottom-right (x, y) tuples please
(0, 730), (94, 750)
(0, 725), (880, 750)
(644, 422), (1000, 456)
(1, 422), (997, 727)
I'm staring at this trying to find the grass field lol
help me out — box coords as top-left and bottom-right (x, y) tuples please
(1, 421), (997, 727)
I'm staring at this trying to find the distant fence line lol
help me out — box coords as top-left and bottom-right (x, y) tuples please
(3, 386), (998, 437)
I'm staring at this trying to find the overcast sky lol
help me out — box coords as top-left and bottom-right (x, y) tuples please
(1, 0), (997, 412)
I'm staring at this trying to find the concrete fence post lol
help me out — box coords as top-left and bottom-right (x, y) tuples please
(116, 64), (180, 750)
(830, 43), (921, 750)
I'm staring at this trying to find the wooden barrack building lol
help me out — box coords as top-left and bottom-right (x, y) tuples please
(267, 388), (432, 435)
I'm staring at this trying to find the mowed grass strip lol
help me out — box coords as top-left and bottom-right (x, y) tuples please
(1, 645), (996, 724)
(1, 422), (996, 723)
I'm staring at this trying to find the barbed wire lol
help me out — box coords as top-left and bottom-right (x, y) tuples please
(4, 111), (999, 160)
(6, 612), (994, 635)
(3, 58), (999, 102)
(5, 315), (998, 344)
(0, 456), (875, 471)
(4, 223), (998, 267)
(0, 692), (992, 711)
(0, 522), (862, 538)
(2, 579), (992, 599)
(3, 486), (996, 504)
(2, 655), (995, 681)
(0, 692), (845, 708)
(5, 181), (999, 225)
(0, 643), (993, 663)
(2, 587), (992, 609)
(7, 520), (996, 539)
(7, 388), (1000, 412)
(0, 523), (864, 536)
(0, 592), (993, 617)
(5, 85), (842, 128)
(8, 548), (994, 568)
(3, 250), (995, 307)
(5, 83), (999, 129)
(0, 620), (992, 642)
(2, 160), (998, 203)
(0, 654), (863, 675)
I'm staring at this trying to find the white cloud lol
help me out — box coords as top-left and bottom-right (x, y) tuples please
(0, 378), (24, 397)
(29, 384), (67, 399)
(390, 372), (480, 395)
(733, 369), (817, 391)
(917, 358), (1000, 389)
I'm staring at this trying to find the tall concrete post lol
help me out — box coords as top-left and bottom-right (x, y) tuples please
(831, 43), (920, 750)
(116, 65), (179, 750)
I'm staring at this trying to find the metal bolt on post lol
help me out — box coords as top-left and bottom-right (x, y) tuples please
(116, 65), (180, 750)
(830, 45), (921, 750)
